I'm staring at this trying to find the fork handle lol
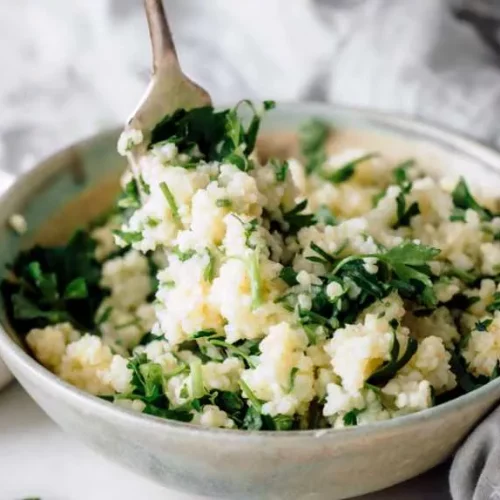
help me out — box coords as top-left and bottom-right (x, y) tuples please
(144, 0), (178, 72)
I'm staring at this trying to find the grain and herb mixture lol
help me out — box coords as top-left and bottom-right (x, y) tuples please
(4, 102), (500, 431)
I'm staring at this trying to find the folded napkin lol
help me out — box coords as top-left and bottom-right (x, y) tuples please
(450, 405), (500, 500)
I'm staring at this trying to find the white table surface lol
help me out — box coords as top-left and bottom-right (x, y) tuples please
(0, 382), (451, 500)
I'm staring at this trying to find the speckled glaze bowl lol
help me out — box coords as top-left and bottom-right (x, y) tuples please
(1, 103), (500, 500)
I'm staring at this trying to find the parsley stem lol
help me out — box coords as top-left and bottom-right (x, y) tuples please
(248, 249), (262, 310)
(209, 339), (256, 368)
(189, 358), (205, 399)
(239, 379), (262, 411)
(159, 182), (181, 227)
(331, 255), (366, 275)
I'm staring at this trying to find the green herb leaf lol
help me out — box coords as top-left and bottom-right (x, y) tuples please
(118, 179), (141, 209)
(393, 159), (415, 185)
(215, 198), (232, 208)
(487, 292), (500, 314)
(287, 367), (299, 393)
(243, 405), (264, 430)
(271, 158), (289, 182)
(279, 266), (298, 286)
(3, 230), (104, 333)
(368, 333), (418, 384)
(172, 247), (196, 262)
(113, 230), (143, 245)
(159, 182), (181, 226)
(203, 249), (216, 283)
(139, 362), (164, 400)
(394, 195), (420, 229)
(12, 294), (67, 323)
(299, 119), (330, 175)
(27, 262), (59, 302)
(379, 241), (440, 267)
(63, 277), (88, 300)
(273, 414), (295, 430)
(343, 408), (364, 426)
(209, 339), (256, 368)
(282, 200), (316, 235)
(451, 177), (493, 221)
(324, 153), (377, 185)
(150, 102), (273, 163)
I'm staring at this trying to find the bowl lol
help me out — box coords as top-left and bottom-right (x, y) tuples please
(0, 169), (14, 390)
(1, 103), (500, 499)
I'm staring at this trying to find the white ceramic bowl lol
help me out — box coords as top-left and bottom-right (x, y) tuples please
(1, 103), (500, 499)
(0, 169), (14, 390)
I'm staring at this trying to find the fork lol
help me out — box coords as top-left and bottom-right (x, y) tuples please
(128, 0), (212, 132)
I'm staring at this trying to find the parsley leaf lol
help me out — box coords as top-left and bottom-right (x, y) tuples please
(118, 179), (141, 210)
(393, 159), (415, 185)
(393, 185), (420, 229)
(279, 266), (298, 286)
(282, 200), (316, 235)
(343, 408), (364, 426)
(203, 249), (216, 283)
(323, 153), (377, 185)
(299, 119), (330, 175)
(2, 230), (105, 334)
(486, 292), (500, 313)
(63, 277), (88, 300)
(149, 102), (274, 168)
(451, 177), (493, 222)
(113, 230), (143, 245)
(271, 158), (289, 182)
(287, 367), (299, 393)
(368, 332), (418, 384)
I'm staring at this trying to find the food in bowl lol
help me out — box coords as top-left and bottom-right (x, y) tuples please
(3, 102), (500, 431)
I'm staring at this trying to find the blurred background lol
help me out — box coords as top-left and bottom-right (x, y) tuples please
(1, 0), (500, 179)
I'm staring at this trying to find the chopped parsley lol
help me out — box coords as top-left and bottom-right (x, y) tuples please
(393, 187), (420, 229)
(279, 266), (298, 287)
(248, 249), (263, 310)
(113, 230), (142, 245)
(159, 182), (181, 226)
(299, 118), (330, 175)
(203, 249), (216, 283)
(149, 101), (275, 170)
(215, 198), (232, 208)
(343, 408), (364, 426)
(323, 153), (377, 185)
(282, 200), (316, 235)
(2, 231), (105, 334)
(393, 159), (415, 185)
(368, 332), (418, 385)
(451, 177), (493, 222)
(271, 158), (289, 182)
(486, 292), (500, 313)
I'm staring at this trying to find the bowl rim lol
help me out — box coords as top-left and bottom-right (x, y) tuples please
(1, 100), (500, 442)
